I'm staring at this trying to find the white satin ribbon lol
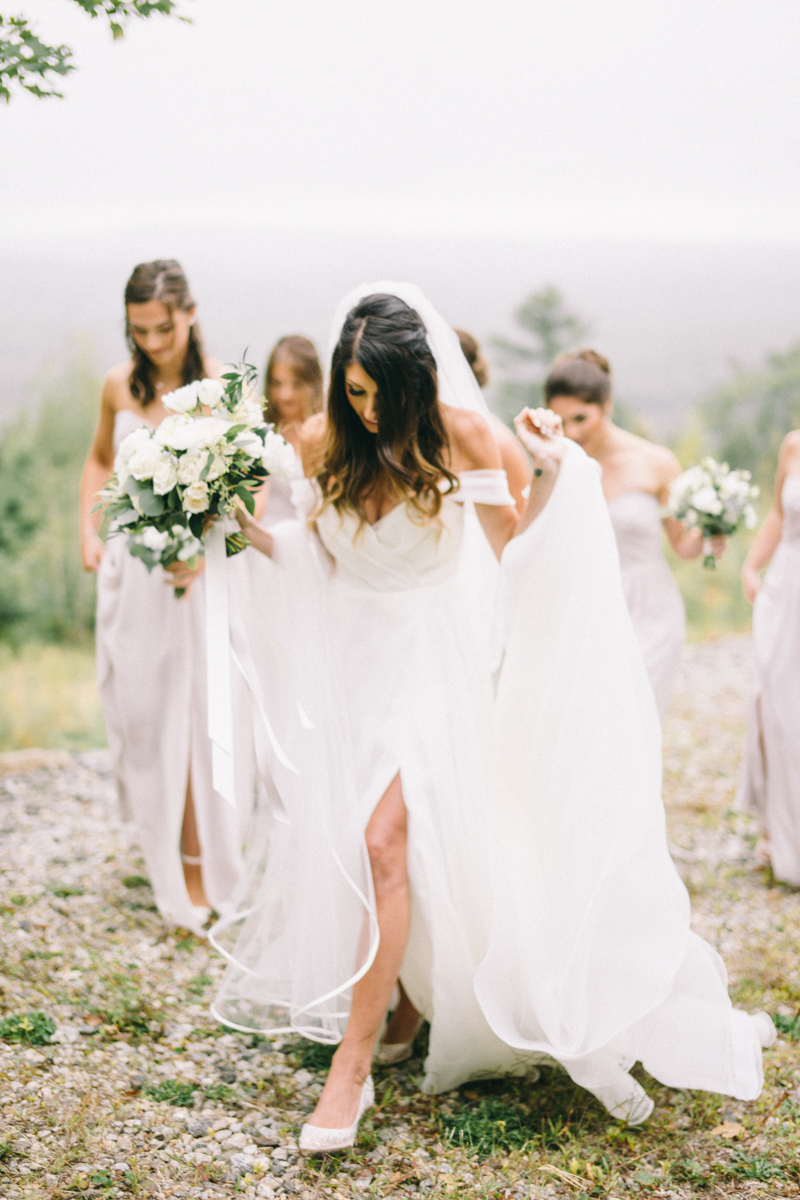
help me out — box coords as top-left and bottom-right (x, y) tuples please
(205, 521), (237, 808)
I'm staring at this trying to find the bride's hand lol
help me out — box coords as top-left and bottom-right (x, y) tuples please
(513, 407), (565, 469)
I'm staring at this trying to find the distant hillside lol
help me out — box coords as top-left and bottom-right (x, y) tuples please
(2, 228), (800, 435)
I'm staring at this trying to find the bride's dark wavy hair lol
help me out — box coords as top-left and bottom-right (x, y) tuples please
(124, 259), (206, 406)
(318, 294), (458, 525)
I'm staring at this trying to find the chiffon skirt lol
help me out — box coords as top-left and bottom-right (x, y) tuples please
(211, 444), (767, 1106)
(96, 536), (257, 932)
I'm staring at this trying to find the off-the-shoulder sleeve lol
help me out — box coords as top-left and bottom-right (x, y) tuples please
(457, 469), (515, 506)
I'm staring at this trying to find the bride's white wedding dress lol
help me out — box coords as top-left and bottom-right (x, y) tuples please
(96, 410), (257, 934)
(210, 439), (768, 1116)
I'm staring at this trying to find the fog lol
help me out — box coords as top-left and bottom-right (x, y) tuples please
(2, 0), (800, 428)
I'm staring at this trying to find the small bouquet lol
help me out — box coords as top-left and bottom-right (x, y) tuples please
(94, 361), (295, 595)
(666, 456), (759, 568)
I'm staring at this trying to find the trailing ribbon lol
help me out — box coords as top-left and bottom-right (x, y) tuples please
(205, 520), (237, 808)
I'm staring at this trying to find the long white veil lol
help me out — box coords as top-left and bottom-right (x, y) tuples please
(326, 281), (490, 416)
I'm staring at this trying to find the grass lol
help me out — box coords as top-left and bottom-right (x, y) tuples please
(0, 1010), (56, 1046)
(0, 641), (106, 751)
(668, 524), (755, 641)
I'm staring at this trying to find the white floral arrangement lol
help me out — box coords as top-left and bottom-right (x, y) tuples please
(94, 361), (295, 595)
(666, 456), (759, 568)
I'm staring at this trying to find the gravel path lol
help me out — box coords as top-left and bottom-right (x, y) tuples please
(1, 635), (799, 1200)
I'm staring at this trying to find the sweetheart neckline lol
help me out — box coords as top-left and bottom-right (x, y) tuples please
(606, 489), (659, 506)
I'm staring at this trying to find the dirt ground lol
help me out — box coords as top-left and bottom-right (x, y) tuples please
(1, 634), (798, 1200)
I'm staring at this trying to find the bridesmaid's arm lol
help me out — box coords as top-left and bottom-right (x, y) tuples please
(741, 432), (800, 601)
(80, 371), (120, 572)
(659, 453), (726, 561)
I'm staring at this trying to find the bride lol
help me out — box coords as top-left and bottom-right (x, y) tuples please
(213, 284), (772, 1150)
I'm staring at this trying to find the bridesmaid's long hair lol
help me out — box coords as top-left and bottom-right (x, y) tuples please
(318, 294), (458, 526)
(125, 259), (206, 406)
(544, 349), (612, 407)
(263, 335), (323, 425)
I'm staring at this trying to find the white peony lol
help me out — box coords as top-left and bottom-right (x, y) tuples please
(140, 527), (169, 552)
(177, 449), (205, 486)
(234, 430), (264, 460)
(183, 481), (210, 513)
(690, 486), (723, 516)
(163, 382), (201, 414)
(156, 415), (197, 451)
(193, 416), (231, 449)
(152, 454), (179, 495)
(261, 429), (296, 480)
(127, 438), (163, 482)
(116, 426), (151, 476)
(197, 378), (225, 408)
(177, 534), (203, 560)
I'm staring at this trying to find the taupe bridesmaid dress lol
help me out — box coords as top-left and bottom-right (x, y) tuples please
(96, 410), (256, 933)
(607, 491), (686, 720)
(737, 476), (800, 884)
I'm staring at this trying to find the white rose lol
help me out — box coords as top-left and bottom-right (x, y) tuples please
(261, 429), (296, 480)
(234, 430), (264, 461)
(163, 382), (200, 414)
(183, 481), (210, 513)
(691, 486), (723, 516)
(127, 439), (163, 481)
(197, 379), (225, 408)
(140, 527), (169, 552)
(152, 454), (179, 495)
(177, 449), (205, 486)
(205, 453), (228, 481)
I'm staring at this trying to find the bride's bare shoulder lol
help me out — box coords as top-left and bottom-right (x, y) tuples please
(300, 412), (328, 474)
(441, 405), (501, 471)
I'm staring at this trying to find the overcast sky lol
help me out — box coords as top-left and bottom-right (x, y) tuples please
(3, 0), (800, 245)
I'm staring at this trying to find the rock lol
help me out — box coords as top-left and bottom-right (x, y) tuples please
(186, 1118), (213, 1138)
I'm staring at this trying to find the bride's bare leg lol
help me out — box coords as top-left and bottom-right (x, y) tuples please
(383, 981), (421, 1045)
(308, 773), (409, 1128)
(181, 776), (209, 908)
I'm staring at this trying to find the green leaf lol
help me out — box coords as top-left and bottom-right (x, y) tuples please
(137, 490), (165, 517)
(89, 501), (103, 514)
(233, 484), (255, 515)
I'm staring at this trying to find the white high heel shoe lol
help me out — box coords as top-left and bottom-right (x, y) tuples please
(374, 1016), (425, 1066)
(590, 1074), (654, 1126)
(754, 1011), (777, 1048)
(299, 1075), (374, 1153)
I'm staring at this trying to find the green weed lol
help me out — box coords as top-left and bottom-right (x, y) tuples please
(145, 1079), (197, 1106)
(0, 1010), (55, 1046)
(122, 875), (151, 890)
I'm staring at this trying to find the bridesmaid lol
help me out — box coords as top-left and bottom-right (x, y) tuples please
(737, 430), (800, 883)
(455, 328), (531, 512)
(261, 335), (323, 527)
(80, 259), (255, 935)
(544, 350), (723, 719)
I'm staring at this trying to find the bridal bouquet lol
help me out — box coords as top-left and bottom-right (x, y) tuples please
(94, 362), (295, 595)
(666, 456), (759, 568)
